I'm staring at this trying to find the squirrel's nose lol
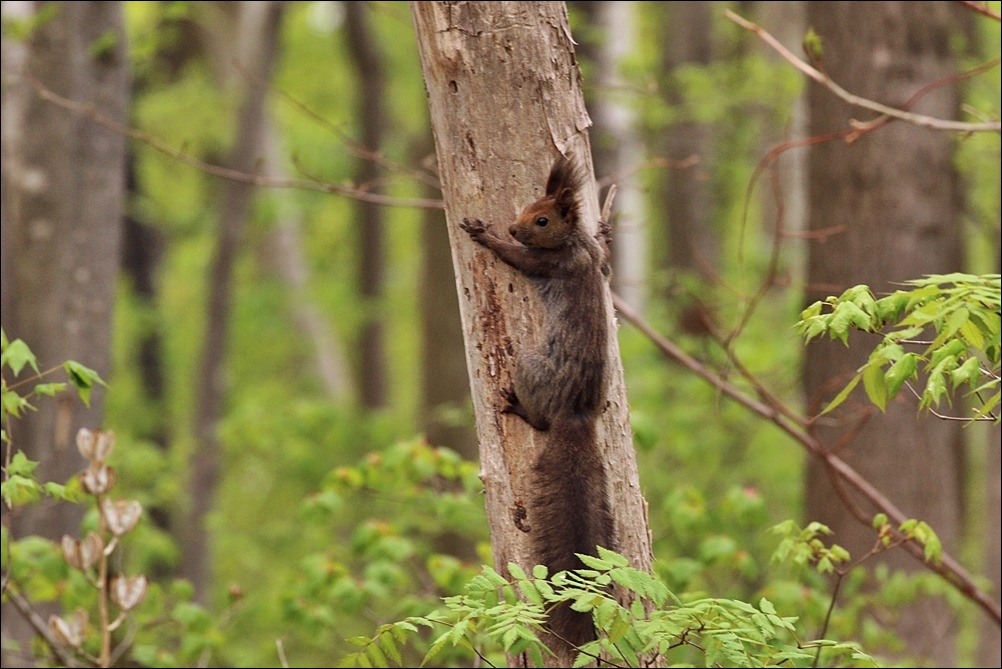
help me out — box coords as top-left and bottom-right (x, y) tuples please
(508, 225), (518, 237)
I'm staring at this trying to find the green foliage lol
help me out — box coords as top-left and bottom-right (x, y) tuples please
(1, 333), (224, 668)
(1, 329), (104, 506)
(279, 438), (489, 667)
(770, 520), (851, 575)
(797, 274), (1001, 421)
(337, 547), (876, 668)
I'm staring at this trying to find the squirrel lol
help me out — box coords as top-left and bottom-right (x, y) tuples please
(460, 153), (615, 653)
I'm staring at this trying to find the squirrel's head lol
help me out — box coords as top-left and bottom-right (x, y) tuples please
(509, 155), (581, 249)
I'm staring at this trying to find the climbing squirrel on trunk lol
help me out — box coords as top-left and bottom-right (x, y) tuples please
(460, 153), (615, 653)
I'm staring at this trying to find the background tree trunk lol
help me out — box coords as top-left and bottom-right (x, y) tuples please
(576, 0), (649, 314)
(411, 2), (655, 666)
(979, 422), (1002, 666)
(259, 115), (354, 404)
(1, 1), (129, 663)
(416, 139), (477, 460)
(802, 3), (967, 664)
(181, 0), (284, 603)
(345, 1), (389, 410)
(659, 2), (716, 283)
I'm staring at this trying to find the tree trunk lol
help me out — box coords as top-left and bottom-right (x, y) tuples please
(259, 119), (355, 404)
(659, 1), (715, 281)
(655, 1), (718, 334)
(1, 1), (129, 664)
(979, 422), (1002, 666)
(802, 3), (967, 664)
(752, 1), (807, 257)
(411, 3), (655, 666)
(181, 0), (284, 604)
(344, 1), (389, 410)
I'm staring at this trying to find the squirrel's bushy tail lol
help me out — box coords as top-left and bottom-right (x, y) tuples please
(530, 416), (614, 651)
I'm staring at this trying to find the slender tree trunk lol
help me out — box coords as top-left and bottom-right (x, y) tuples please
(260, 119), (355, 404)
(181, 0), (284, 603)
(659, 1), (715, 280)
(1, 2), (129, 664)
(752, 1), (807, 258)
(802, 3), (967, 664)
(344, 1), (388, 409)
(656, 1), (718, 334)
(577, 0), (648, 313)
(411, 3), (656, 666)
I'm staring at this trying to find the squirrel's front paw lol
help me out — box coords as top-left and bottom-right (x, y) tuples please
(597, 220), (613, 244)
(461, 217), (489, 242)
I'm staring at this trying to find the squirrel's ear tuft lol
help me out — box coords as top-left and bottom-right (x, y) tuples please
(545, 154), (575, 197)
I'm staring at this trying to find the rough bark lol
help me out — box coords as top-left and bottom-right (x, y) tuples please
(1, 1), (129, 664)
(802, 2), (967, 664)
(411, 3), (655, 666)
(181, 0), (284, 603)
(344, 1), (389, 409)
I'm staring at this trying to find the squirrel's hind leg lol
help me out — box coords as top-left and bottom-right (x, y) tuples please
(501, 387), (550, 431)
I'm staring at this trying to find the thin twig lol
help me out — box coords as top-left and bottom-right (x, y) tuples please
(15, 70), (444, 210)
(724, 9), (1001, 133)
(232, 60), (442, 190)
(3, 588), (80, 667)
(961, 1), (1002, 21)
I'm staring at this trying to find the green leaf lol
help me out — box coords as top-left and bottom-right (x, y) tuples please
(507, 562), (527, 581)
(7, 451), (39, 477)
(921, 370), (949, 409)
(33, 382), (66, 397)
(959, 317), (985, 350)
(819, 373), (861, 416)
(928, 339), (966, 369)
(800, 301), (823, 321)
(1, 338), (39, 376)
(2, 474), (44, 506)
(830, 301), (873, 342)
(2, 389), (32, 419)
(377, 628), (402, 664)
(862, 363), (887, 412)
(884, 353), (918, 398)
(63, 361), (106, 407)
(949, 356), (981, 390)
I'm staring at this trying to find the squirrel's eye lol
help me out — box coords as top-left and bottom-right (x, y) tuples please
(535, 217), (549, 227)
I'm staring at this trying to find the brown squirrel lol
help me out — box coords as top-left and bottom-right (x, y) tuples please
(460, 154), (615, 653)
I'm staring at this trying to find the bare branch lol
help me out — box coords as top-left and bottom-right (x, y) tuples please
(15, 70), (444, 210)
(724, 9), (1001, 134)
(232, 59), (442, 191)
(2, 587), (80, 667)
(962, 1), (1002, 21)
